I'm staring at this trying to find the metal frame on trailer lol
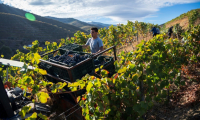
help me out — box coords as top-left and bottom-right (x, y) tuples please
(39, 46), (117, 119)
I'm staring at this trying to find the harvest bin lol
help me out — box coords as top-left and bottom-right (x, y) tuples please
(39, 46), (117, 98)
(39, 50), (94, 83)
(94, 56), (115, 77)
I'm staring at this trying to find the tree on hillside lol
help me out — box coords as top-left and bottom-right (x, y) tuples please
(0, 45), (13, 59)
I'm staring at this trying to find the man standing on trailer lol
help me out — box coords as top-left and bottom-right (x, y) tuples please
(82, 27), (103, 54)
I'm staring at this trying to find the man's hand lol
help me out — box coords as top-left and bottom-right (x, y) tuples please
(82, 45), (88, 49)
(93, 46), (104, 55)
(99, 46), (103, 51)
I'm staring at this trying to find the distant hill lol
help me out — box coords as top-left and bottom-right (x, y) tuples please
(46, 17), (97, 32)
(0, 12), (75, 41)
(45, 16), (113, 31)
(87, 21), (112, 28)
(0, 4), (88, 35)
(0, 3), (88, 58)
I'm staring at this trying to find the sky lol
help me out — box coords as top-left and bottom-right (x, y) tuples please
(0, 0), (200, 25)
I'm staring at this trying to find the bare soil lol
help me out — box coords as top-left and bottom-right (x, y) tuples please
(166, 17), (189, 30)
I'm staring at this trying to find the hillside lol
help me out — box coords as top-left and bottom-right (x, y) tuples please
(0, 12), (75, 57)
(0, 4), (88, 34)
(45, 17), (112, 31)
(0, 3), (89, 58)
(0, 13), (75, 41)
(46, 17), (97, 32)
(163, 8), (200, 29)
(87, 21), (111, 28)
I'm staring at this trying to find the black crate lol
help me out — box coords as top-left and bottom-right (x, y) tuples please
(94, 56), (115, 76)
(94, 56), (114, 68)
(40, 50), (94, 83)
(38, 60), (53, 73)
(50, 58), (94, 82)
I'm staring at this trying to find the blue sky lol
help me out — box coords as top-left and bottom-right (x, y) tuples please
(144, 2), (200, 25)
(0, 0), (200, 25)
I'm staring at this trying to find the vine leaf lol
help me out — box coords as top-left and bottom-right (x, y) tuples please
(19, 106), (31, 119)
(38, 113), (48, 120)
(37, 92), (50, 103)
(26, 112), (37, 120)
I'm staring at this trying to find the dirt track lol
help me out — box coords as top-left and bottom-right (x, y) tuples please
(117, 33), (153, 54)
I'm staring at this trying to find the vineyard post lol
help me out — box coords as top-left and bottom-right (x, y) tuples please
(140, 79), (144, 101)
(114, 46), (117, 60)
(6, 66), (8, 82)
(167, 88), (169, 104)
(5, 63), (10, 82)
(140, 80), (145, 119)
(139, 72), (145, 119)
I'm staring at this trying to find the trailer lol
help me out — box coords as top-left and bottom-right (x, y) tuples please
(38, 45), (117, 119)
(0, 45), (117, 120)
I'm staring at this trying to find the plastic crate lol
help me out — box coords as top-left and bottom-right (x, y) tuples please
(94, 56), (114, 68)
(50, 58), (94, 82)
(41, 50), (94, 83)
(59, 44), (83, 54)
(38, 60), (53, 73)
(94, 56), (115, 76)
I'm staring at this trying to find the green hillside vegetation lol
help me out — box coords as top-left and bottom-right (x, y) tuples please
(0, 12), (86, 58)
(0, 3), (89, 58)
(161, 8), (200, 31)
(0, 12), (79, 57)
(166, 9), (200, 25)
(0, 12), (75, 41)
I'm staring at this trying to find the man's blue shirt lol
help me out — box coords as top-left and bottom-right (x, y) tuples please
(86, 37), (103, 53)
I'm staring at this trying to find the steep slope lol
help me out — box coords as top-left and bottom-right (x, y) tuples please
(163, 9), (200, 29)
(0, 12), (74, 41)
(0, 12), (79, 57)
(0, 4), (88, 34)
(0, 3), (89, 58)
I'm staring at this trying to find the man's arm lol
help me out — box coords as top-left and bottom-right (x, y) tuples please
(83, 38), (90, 49)
(99, 46), (103, 51)
(82, 44), (89, 49)
(93, 46), (103, 55)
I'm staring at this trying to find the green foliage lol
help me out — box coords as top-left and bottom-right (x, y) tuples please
(1, 18), (199, 120)
(19, 106), (32, 119)
(189, 9), (199, 25)
(164, 9), (200, 27)
(69, 25), (200, 120)
(26, 112), (37, 120)
(174, 23), (184, 39)
(1, 40), (70, 119)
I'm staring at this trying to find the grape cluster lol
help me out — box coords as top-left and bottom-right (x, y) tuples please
(51, 51), (90, 66)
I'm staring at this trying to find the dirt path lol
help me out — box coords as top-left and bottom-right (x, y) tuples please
(117, 34), (153, 53)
